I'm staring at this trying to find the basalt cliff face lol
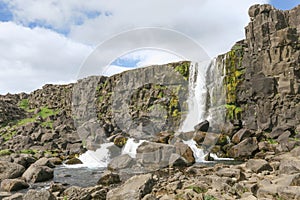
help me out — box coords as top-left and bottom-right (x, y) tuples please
(222, 4), (300, 132)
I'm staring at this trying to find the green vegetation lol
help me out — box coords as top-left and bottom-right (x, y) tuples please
(18, 99), (29, 110)
(186, 185), (207, 194)
(267, 138), (278, 144)
(204, 195), (217, 200)
(20, 149), (38, 155)
(225, 104), (242, 120)
(0, 106), (59, 141)
(224, 44), (245, 121)
(0, 149), (12, 156)
(174, 62), (190, 80)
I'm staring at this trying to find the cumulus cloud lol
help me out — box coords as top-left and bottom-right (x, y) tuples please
(0, 22), (92, 94)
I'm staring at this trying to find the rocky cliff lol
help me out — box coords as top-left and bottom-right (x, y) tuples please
(222, 4), (300, 131)
(0, 4), (300, 160)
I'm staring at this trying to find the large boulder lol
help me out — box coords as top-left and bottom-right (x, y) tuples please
(174, 142), (195, 164)
(194, 120), (209, 132)
(23, 190), (56, 200)
(0, 161), (25, 181)
(97, 170), (120, 186)
(228, 137), (258, 159)
(108, 154), (135, 171)
(0, 179), (29, 192)
(62, 186), (91, 200)
(22, 165), (54, 183)
(136, 142), (176, 170)
(107, 174), (154, 200)
(34, 157), (55, 168)
(246, 159), (273, 173)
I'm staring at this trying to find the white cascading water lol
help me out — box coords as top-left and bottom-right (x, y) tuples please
(121, 138), (145, 158)
(65, 142), (114, 168)
(179, 61), (211, 132)
(65, 139), (145, 168)
(181, 59), (231, 162)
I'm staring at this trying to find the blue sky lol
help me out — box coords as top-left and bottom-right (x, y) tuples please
(270, 0), (300, 10)
(0, 0), (299, 94)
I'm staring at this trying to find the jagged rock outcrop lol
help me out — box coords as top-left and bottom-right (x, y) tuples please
(222, 4), (300, 131)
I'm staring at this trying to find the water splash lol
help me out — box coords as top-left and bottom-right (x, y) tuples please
(65, 143), (114, 168)
(183, 139), (233, 162)
(122, 138), (145, 158)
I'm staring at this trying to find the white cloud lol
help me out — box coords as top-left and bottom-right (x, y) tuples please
(0, 22), (92, 94)
(68, 0), (270, 56)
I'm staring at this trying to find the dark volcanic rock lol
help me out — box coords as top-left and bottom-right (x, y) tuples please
(194, 120), (210, 132)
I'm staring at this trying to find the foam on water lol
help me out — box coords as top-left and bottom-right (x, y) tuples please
(64, 142), (114, 168)
(122, 138), (145, 158)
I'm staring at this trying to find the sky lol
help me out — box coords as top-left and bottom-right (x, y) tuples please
(0, 0), (299, 94)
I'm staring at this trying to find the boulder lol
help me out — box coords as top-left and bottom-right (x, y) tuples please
(136, 142), (176, 170)
(97, 170), (120, 186)
(106, 174), (154, 200)
(194, 120), (209, 132)
(279, 157), (300, 174)
(278, 186), (300, 200)
(22, 165), (54, 183)
(2, 193), (23, 200)
(246, 159), (273, 173)
(13, 155), (36, 169)
(174, 142), (195, 164)
(108, 154), (135, 171)
(152, 131), (173, 144)
(232, 129), (253, 144)
(34, 157), (56, 168)
(228, 137), (258, 158)
(169, 153), (189, 167)
(65, 158), (83, 165)
(216, 168), (245, 181)
(0, 179), (29, 192)
(0, 161), (25, 181)
(113, 135), (128, 148)
(62, 186), (91, 200)
(23, 190), (56, 200)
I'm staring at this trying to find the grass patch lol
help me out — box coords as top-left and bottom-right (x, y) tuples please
(204, 195), (217, 200)
(18, 99), (29, 110)
(186, 185), (207, 194)
(267, 138), (278, 144)
(20, 149), (38, 155)
(0, 149), (12, 156)
(2, 130), (17, 141)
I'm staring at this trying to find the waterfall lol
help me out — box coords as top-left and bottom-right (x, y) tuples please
(180, 59), (225, 132)
(180, 61), (211, 132)
(205, 58), (226, 130)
